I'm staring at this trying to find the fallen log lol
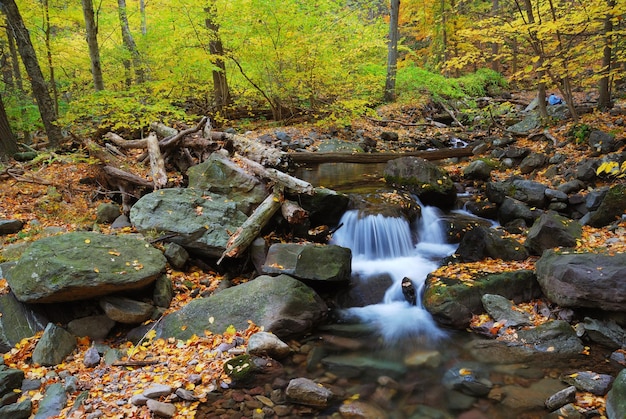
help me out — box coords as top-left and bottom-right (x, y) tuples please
(217, 188), (283, 264)
(281, 200), (309, 224)
(236, 155), (313, 195)
(146, 133), (167, 189)
(207, 131), (286, 167)
(288, 147), (473, 164)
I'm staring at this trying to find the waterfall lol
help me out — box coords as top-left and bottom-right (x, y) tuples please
(332, 204), (457, 343)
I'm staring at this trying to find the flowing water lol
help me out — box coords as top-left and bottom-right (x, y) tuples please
(290, 162), (622, 418)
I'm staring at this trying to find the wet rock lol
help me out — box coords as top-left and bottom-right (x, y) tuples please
(516, 320), (584, 354)
(384, 157), (456, 209)
(339, 400), (388, 418)
(247, 332), (291, 359)
(322, 354), (406, 380)
(498, 197), (537, 226)
(0, 366), (24, 398)
(424, 270), (541, 329)
(401, 277), (417, 305)
(262, 243), (351, 282)
(99, 296), (154, 324)
(525, 212), (582, 255)
(285, 377), (333, 407)
(6, 232), (167, 303)
(335, 272), (393, 307)
(146, 399), (176, 418)
(606, 369), (626, 419)
(32, 323), (77, 366)
(500, 378), (567, 411)
(536, 250), (626, 311)
(290, 186), (349, 227)
(519, 152), (548, 174)
(67, 315), (116, 340)
(0, 399), (31, 419)
(442, 362), (492, 397)
(0, 219), (23, 235)
(34, 383), (67, 419)
(404, 350), (442, 368)
(545, 403), (583, 418)
(454, 226), (528, 262)
(561, 370), (614, 395)
(481, 294), (532, 327)
(408, 405), (453, 419)
(463, 160), (493, 181)
(581, 317), (626, 350)
(545, 385), (576, 411)
(588, 130), (616, 154)
(154, 274), (327, 339)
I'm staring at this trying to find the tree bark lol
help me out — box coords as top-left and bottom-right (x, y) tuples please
(41, 0), (59, 115)
(0, 93), (17, 159)
(81, 0), (105, 91)
(598, 0), (615, 110)
(1, 0), (63, 146)
(281, 200), (308, 225)
(218, 188), (283, 264)
(236, 155), (313, 194)
(205, 3), (231, 109)
(384, 0), (400, 102)
(117, 0), (144, 84)
(146, 132), (167, 189)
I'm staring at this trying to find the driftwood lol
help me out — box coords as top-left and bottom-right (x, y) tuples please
(281, 200), (308, 224)
(217, 188), (283, 264)
(146, 133), (167, 189)
(236, 155), (313, 194)
(207, 131), (286, 167)
(288, 147), (473, 164)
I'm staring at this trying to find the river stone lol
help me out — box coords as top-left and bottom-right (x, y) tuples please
(423, 270), (541, 329)
(500, 378), (567, 411)
(95, 203), (120, 224)
(262, 243), (351, 282)
(285, 377), (334, 407)
(339, 400), (388, 419)
(0, 399), (31, 419)
(291, 186), (349, 227)
(154, 274), (327, 339)
(6, 232), (166, 303)
(454, 226), (528, 262)
(99, 296), (154, 324)
(442, 362), (493, 397)
(33, 383), (66, 419)
(498, 197), (538, 226)
(581, 317), (626, 350)
(321, 354), (407, 379)
(0, 366), (24, 398)
(606, 369), (626, 419)
(32, 323), (77, 366)
(0, 219), (23, 235)
(536, 250), (626, 311)
(67, 315), (116, 340)
(0, 292), (48, 352)
(186, 152), (267, 214)
(562, 370), (614, 395)
(463, 160), (493, 181)
(545, 385), (577, 411)
(587, 184), (626, 227)
(384, 157), (456, 209)
(130, 188), (248, 258)
(247, 332), (291, 359)
(525, 212), (582, 256)
(516, 320), (584, 354)
(481, 294), (532, 327)
(146, 399), (176, 418)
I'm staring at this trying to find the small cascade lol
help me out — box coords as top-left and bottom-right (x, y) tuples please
(332, 204), (457, 343)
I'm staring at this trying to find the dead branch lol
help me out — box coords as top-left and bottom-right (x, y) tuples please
(236, 155), (313, 194)
(281, 200), (309, 224)
(146, 132), (167, 189)
(207, 131), (286, 167)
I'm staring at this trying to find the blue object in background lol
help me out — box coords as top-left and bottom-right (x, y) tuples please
(548, 94), (563, 105)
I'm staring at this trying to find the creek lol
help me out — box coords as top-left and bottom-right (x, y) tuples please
(292, 162), (617, 418)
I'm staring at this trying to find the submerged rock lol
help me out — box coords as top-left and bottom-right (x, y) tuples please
(285, 377), (334, 407)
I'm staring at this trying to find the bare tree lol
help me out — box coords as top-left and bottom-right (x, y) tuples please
(384, 0), (400, 102)
(205, 3), (231, 109)
(0, 0), (63, 146)
(82, 0), (105, 91)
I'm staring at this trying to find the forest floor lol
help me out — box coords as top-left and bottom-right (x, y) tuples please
(0, 97), (625, 417)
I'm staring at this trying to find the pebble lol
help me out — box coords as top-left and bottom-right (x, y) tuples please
(143, 384), (173, 399)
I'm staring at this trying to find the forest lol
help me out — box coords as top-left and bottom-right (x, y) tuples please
(0, 0), (623, 153)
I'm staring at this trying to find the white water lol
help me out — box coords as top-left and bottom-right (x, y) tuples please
(331, 204), (457, 343)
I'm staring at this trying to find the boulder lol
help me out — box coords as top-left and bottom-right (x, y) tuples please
(587, 184), (626, 227)
(481, 294), (532, 327)
(262, 243), (351, 282)
(0, 366), (24, 398)
(99, 296), (154, 324)
(288, 187), (349, 227)
(130, 188), (248, 258)
(6, 232), (167, 303)
(95, 203), (120, 224)
(384, 157), (456, 209)
(581, 317), (626, 350)
(33, 383), (66, 419)
(519, 152), (548, 174)
(454, 226), (528, 262)
(588, 130), (615, 154)
(561, 371), (614, 396)
(498, 197), (538, 226)
(67, 315), (116, 340)
(0, 292), (48, 352)
(606, 369), (626, 419)
(247, 332), (291, 359)
(536, 250), (626, 311)
(0, 219), (23, 235)
(423, 270), (541, 328)
(463, 160), (493, 181)
(285, 377), (334, 407)
(154, 274), (327, 339)
(32, 323), (76, 366)
(186, 153), (267, 214)
(525, 212), (582, 255)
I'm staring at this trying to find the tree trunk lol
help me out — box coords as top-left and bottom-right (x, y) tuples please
(205, 3), (231, 109)
(117, 0), (144, 84)
(139, 0), (147, 35)
(598, 0), (615, 110)
(81, 0), (105, 91)
(41, 0), (59, 115)
(1, 0), (63, 146)
(490, 0), (500, 72)
(0, 93), (17, 159)
(4, 17), (22, 91)
(383, 0), (400, 102)
(520, 0), (547, 119)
